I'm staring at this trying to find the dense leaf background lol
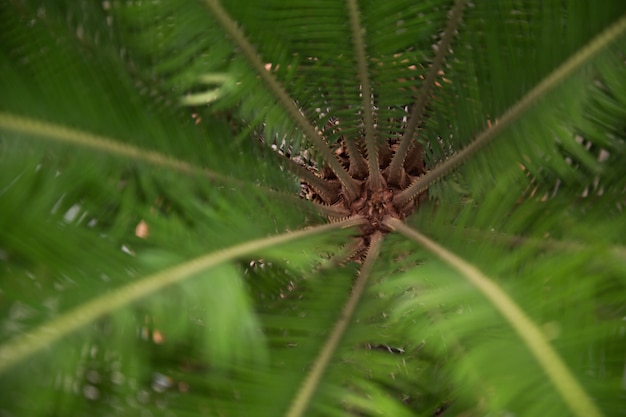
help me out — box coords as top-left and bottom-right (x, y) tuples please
(1, 1), (625, 416)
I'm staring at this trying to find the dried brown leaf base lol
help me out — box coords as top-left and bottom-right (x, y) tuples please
(299, 139), (429, 260)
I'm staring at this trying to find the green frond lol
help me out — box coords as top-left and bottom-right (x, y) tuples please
(395, 13), (626, 205)
(0, 217), (363, 375)
(387, 0), (467, 186)
(1, 0), (625, 416)
(385, 217), (603, 417)
(0, 112), (232, 184)
(373, 230), (625, 416)
(346, 0), (383, 188)
(286, 232), (383, 417)
(0, 2), (293, 190)
(204, 0), (360, 199)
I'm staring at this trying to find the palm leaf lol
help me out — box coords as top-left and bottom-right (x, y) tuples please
(1, 1), (625, 416)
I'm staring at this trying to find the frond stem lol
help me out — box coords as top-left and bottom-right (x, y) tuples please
(0, 112), (351, 224)
(203, 0), (360, 201)
(285, 231), (384, 417)
(0, 112), (229, 182)
(394, 14), (626, 206)
(0, 216), (367, 375)
(387, 0), (466, 186)
(347, 0), (383, 190)
(383, 217), (604, 417)
(281, 155), (339, 204)
(0, 112), (310, 207)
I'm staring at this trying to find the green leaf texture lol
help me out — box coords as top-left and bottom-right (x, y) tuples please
(1, 1), (625, 417)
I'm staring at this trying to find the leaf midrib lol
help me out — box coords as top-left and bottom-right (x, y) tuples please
(0, 216), (366, 376)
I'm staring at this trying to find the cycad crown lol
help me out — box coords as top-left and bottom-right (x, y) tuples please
(0, 1), (625, 417)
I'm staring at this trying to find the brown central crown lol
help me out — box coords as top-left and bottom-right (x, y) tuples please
(300, 139), (428, 237)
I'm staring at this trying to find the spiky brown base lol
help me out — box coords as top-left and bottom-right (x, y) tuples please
(300, 139), (429, 253)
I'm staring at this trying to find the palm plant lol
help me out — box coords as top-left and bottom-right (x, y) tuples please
(1, 0), (625, 416)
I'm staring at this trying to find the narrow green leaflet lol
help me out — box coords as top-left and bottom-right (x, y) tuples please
(384, 217), (604, 417)
(1, 1), (625, 416)
(0, 217), (364, 375)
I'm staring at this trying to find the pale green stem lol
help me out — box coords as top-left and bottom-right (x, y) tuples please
(285, 231), (384, 417)
(394, 14), (626, 206)
(387, 0), (467, 186)
(0, 217), (367, 375)
(203, 0), (360, 201)
(346, 0), (383, 190)
(0, 111), (319, 211)
(384, 217), (604, 417)
(0, 112), (228, 182)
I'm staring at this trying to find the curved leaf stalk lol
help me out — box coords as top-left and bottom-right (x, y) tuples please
(0, 111), (315, 208)
(202, 0), (360, 201)
(0, 217), (367, 376)
(383, 217), (604, 417)
(281, 155), (340, 204)
(394, 14), (626, 206)
(285, 231), (384, 417)
(387, 0), (467, 186)
(0, 112), (229, 182)
(346, 0), (382, 190)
